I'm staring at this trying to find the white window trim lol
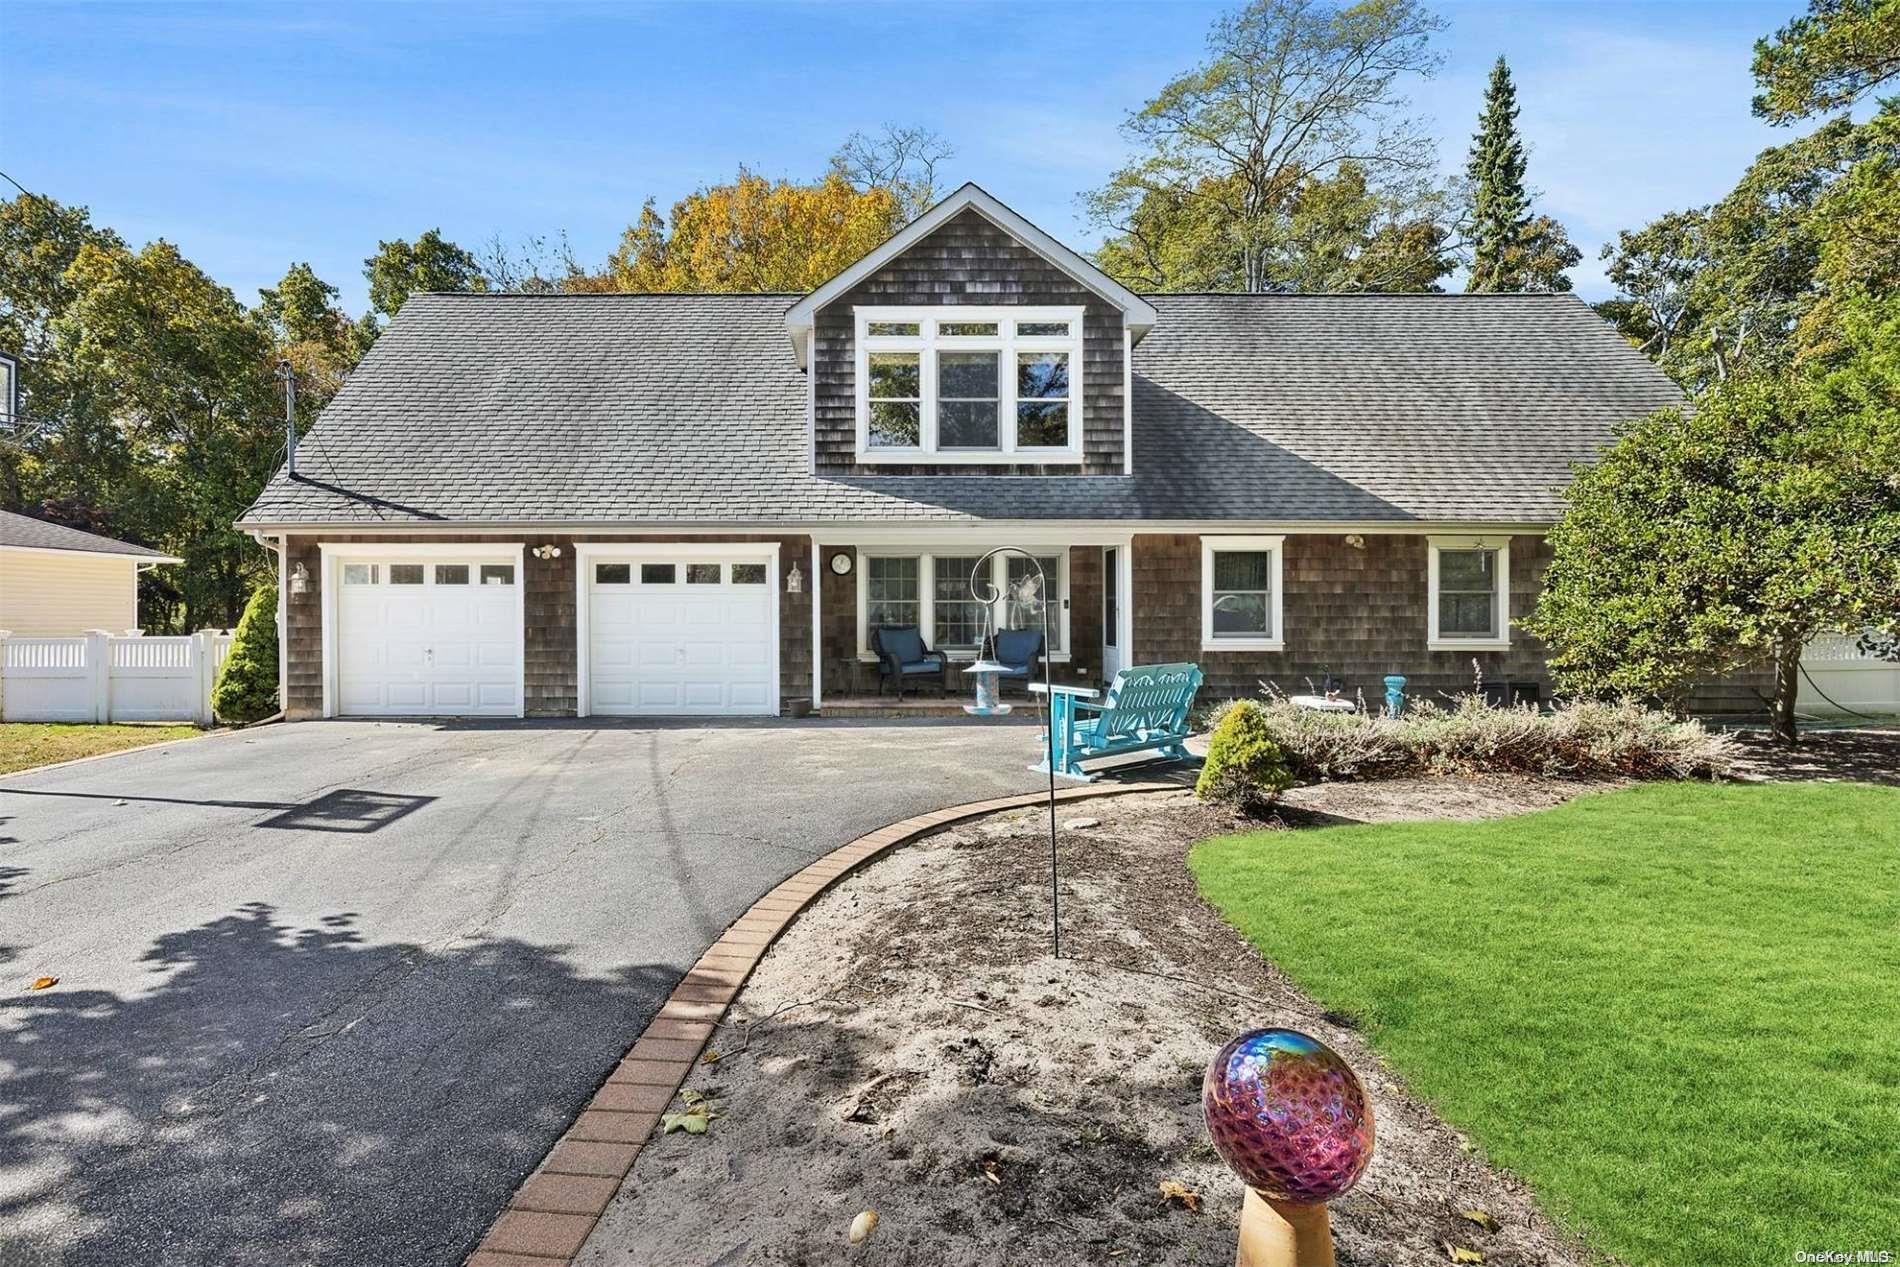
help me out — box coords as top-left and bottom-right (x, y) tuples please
(855, 548), (1072, 663)
(573, 542), (782, 719)
(854, 305), (1085, 464)
(1427, 535), (1512, 651)
(1201, 535), (1285, 652)
(317, 541), (527, 720)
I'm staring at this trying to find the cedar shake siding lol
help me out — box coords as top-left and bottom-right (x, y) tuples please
(1132, 533), (1559, 705)
(281, 533), (813, 719)
(811, 208), (1126, 476)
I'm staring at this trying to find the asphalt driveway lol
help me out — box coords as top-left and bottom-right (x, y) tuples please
(0, 718), (1052, 1267)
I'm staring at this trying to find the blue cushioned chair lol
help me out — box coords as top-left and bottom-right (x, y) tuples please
(990, 628), (1044, 693)
(872, 626), (949, 700)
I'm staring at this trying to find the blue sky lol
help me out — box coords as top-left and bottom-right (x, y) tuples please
(3, 1), (1793, 312)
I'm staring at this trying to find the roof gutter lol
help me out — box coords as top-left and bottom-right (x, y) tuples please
(235, 517), (1555, 539)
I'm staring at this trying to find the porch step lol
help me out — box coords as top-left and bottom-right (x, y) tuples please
(820, 696), (1037, 720)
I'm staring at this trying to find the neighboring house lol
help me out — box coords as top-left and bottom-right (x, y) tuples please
(237, 183), (1684, 721)
(0, 510), (179, 636)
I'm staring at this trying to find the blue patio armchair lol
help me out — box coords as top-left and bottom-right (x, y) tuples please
(871, 626), (949, 700)
(990, 628), (1044, 693)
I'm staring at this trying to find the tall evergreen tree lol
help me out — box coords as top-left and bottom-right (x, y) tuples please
(1465, 56), (1580, 292)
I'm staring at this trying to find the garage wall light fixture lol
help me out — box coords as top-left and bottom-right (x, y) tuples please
(786, 561), (803, 594)
(289, 562), (310, 597)
(531, 545), (562, 560)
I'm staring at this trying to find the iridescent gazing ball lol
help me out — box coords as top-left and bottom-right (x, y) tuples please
(1202, 1028), (1375, 1204)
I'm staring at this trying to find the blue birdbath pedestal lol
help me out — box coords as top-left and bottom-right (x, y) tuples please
(963, 659), (1013, 715)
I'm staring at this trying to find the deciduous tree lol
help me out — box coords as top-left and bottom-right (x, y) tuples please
(364, 228), (486, 320)
(1752, 0), (1900, 123)
(1525, 294), (1900, 745)
(1086, 0), (1449, 293)
(830, 125), (955, 220)
(589, 170), (903, 293)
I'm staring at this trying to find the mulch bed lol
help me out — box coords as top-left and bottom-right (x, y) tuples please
(578, 776), (1606, 1267)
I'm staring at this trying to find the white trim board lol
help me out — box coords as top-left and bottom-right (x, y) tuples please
(0, 543), (182, 564)
(246, 520), (1551, 539)
(782, 183), (1158, 361)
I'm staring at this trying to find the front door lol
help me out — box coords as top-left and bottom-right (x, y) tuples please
(1102, 547), (1122, 681)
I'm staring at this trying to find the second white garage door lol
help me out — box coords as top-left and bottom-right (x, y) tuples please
(584, 551), (778, 716)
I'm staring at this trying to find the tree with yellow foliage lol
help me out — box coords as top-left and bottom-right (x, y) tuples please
(585, 169), (905, 293)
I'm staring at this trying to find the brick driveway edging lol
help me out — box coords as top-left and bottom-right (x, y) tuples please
(466, 778), (1182, 1267)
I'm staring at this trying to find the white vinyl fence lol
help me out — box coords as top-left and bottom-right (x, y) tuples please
(1799, 632), (1900, 720)
(0, 629), (233, 724)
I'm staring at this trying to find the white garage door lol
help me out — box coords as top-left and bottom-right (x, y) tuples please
(586, 554), (776, 716)
(334, 556), (522, 716)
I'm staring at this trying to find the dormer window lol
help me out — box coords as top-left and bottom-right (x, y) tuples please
(855, 307), (1083, 463)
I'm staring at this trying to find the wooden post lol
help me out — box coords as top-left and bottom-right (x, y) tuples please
(1235, 1189), (1334, 1267)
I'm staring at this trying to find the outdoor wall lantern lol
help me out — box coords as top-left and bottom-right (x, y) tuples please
(1204, 1027), (1375, 1267)
(289, 562), (310, 598)
(786, 561), (803, 594)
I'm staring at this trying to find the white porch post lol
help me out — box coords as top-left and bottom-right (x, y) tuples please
(1119, 536), (1136, 666)
(810, 538), (823, 712)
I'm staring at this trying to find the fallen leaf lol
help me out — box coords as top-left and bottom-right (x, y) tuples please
(980, 1159), (1002, 1186)
(1441, 1242), (1484, 1264)
(661, 1109), (710, 1135)
(700, 1049), (721, 1064)
(1158, 1179), (1201, 1212)
(30, 977), (57, 991)
(1459, 1209), (1500, 1233)
(680, 1088), (707, 1106)
(848, 1210), (878, 1245)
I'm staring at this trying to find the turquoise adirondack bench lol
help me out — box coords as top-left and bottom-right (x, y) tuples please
(1030, 662), (1205, 782)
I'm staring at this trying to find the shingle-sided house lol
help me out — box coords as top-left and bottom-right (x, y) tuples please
(237, 184), (1683, 721)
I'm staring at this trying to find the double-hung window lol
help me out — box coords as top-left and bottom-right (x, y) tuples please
(856, 308), (1083, 462)
(1427, 536), (1511, 649)
(1200, 536), (1285, 652)
(858, 551), (1070, 660)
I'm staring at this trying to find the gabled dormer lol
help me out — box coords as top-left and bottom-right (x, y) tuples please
(786, 184), (1156, 477)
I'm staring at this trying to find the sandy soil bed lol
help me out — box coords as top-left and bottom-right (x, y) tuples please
(580, 776), (1608, 1267)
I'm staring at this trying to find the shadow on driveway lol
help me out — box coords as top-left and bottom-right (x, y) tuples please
(0, 904), (676, 1267)
(0, 787), (437, 834)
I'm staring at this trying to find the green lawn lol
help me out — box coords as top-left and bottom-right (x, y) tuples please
(1190, 782), (1899, 1267)
(0, 722), (201, 776)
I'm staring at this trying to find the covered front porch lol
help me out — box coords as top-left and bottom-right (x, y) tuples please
(806, 529), (1135, 717)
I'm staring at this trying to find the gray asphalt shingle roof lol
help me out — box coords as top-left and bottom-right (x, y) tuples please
(0, 509), (173, 558)
(238, 290), (1682, 528)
